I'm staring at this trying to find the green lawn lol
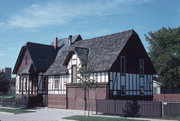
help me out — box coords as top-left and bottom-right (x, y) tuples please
(164, 116), (180, 120)
(0, 95), (14, 98)
(0, 107), (35, 114)
(63, 115), (149, 121)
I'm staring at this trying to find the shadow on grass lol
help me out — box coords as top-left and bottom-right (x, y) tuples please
(0, 107), (35, 114)
(63, 115), (149, 121)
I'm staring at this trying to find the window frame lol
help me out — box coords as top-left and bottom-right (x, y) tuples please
(121, 85), (126, 96)
(54, 79), (59, 89)
(120, 56), (126, 74)
(140, 86), (145, 96)
(139, 59), (144, 75)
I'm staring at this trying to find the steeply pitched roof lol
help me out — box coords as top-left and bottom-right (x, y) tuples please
(13, 42), (58, 74)
(45, 29), (135, 75)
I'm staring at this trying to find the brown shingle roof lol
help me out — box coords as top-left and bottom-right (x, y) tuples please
(45, 29), (135, 75)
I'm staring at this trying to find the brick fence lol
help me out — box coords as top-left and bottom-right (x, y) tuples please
(154, 94), (180, 102)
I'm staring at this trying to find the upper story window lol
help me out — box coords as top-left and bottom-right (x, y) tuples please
(140, 86), (144, 96)
(54, 80), (59, 89)
(139, 59), (144, 75)
(121, 85), (126, 96)
(120, 56), (126, 74)
(72, 65), (77, 83)
(43, 77), (47, 90)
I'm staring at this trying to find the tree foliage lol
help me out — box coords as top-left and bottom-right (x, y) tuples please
(77, 57), (97, 89)
(77, 57), (97, 116)
(0, 72), (10, 93)
(145, 27), (180, 89)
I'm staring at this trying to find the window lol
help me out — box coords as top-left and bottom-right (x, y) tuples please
(140, 86), (144, 96)
(19, 77), (22, 91)
(120, 56), (126, 74)
(139, 59), (144, 75)
(121, 85), (126, 96)
(54, 80), (59, 89)
(72, 65), (77, 83)
(43, 77), (47, 90)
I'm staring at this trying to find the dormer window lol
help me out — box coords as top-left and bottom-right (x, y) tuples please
(139, 59), (144, 75)
(120, 56), (126, 74)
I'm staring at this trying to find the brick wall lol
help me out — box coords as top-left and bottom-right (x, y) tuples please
(48, 94), (66, 108)
(154, 94), (180, 102)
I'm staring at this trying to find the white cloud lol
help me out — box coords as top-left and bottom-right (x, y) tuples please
(5, 0), (153, 29)
(0, 51), (5, 56)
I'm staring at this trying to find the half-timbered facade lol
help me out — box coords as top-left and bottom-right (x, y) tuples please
(45, 30), (156, 109)
(13, 42), (58, 107)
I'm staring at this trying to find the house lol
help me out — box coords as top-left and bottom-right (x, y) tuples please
(13, 42), (59, 106)
(13, 29), (156, 109)
(44, 30), (156, 110)
(13, 36), (82, 107)
(153, 76), (161, 94)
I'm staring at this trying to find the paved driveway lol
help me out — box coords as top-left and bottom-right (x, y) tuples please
(0, 107), (85, 121)
(0, 107), (177, 121)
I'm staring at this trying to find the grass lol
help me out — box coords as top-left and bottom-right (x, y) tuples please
(63, 115), (149, 121)
(0, 95), (14, 98)
(164, 116), (180, 120)
(0, 107), (35, 114)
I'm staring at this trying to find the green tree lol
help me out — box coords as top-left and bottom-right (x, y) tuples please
(0, 72), (10, 93)
(77, 57), (97, 116)
(145, 27), (180, 90)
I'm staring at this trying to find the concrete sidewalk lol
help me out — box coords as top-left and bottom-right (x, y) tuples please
(0, 107), (178, 121)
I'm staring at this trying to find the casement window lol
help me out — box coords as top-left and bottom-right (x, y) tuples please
(72, 65), (77, 83)
(54, 80), (59, 89)
(139, 59), (144, 75)
(120, 56), (126, 74)
(121, 85), (126, 96)
(140, 86), (144, 96)
(19, 77), (22, 91)
(43, 77), (47, 90)
(25, 78), (27, 91)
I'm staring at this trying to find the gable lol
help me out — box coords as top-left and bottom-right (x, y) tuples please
(14, 48), (34, 74)
(67, 53), (81, 74)
(110, 32), (156, 74)
(13, 42), (58, 74)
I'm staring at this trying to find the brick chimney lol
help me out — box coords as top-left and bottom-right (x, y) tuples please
(54, 37), (58, 49)
(68, 35), (72, 46)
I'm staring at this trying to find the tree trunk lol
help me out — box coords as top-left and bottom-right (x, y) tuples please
(87, 88), (90, 116)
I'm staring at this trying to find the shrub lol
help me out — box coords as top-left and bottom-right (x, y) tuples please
(122, 100), (140, 117)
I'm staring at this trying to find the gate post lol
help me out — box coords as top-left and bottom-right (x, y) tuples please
(161, 101), (164, 118)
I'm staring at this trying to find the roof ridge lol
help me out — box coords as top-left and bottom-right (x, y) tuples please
(78, 29), (134, 42)
(26, 42), (54, 47)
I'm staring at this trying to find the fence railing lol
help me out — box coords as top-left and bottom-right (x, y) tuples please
(96, 100), (162, 118)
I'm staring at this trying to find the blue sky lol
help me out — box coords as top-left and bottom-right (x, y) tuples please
(0, 0), (179, 70)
